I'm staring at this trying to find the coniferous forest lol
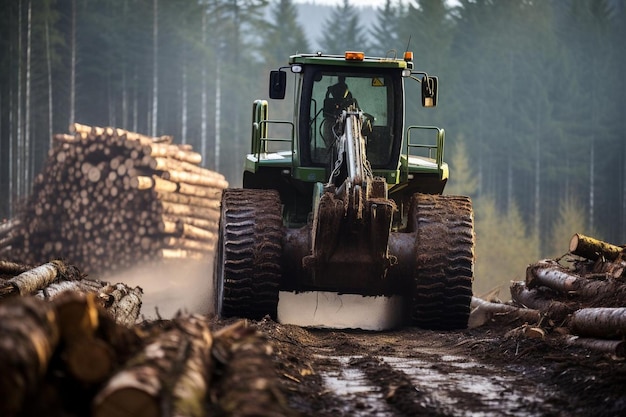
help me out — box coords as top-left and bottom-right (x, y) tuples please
(1, 0), (625, 294)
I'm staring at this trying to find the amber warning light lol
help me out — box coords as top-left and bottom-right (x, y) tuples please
(345, 51), (365, 61)
(404, 51), (414, 61)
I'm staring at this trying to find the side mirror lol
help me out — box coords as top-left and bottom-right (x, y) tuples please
(269, 70), (286, 99)
(421, 76), (438, 107)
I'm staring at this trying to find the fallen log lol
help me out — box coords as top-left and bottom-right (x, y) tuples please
(99, 284), (143, 327)
(35, 278), (105, 300)
(570, 307), (626, 339)
(93, 314), (213, 417)
(468, 296), (541, 328)
(509, 281), (573, 321)
(52, 292), (115, 383)
(0, 297), (59, 417)
(526, 260), (623, 301)
(569, 233), (623, 262)
(0, 260), (67, 298)
(566, 336), (626, 357)
(0, 259), (32, 278)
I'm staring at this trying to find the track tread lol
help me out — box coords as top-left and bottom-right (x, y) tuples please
(409, 193), (475, 330)
(215, 189), (283, 320)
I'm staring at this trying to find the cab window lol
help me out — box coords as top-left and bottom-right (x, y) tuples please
(308, 72), (394, 167)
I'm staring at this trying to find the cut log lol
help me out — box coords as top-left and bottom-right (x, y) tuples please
(93, 314), (213, 417)
(469, 296), (541, 328)
(52, 292), (115, 383)
(10, 124), (227, 275)
(212, 321), (292, 417)
(566, 336), (626, 357)
(99, 284), (143, 327)
(0, 297), (59, 417)
(509, 281), (572, 321)
(526, 260), (626, 305)
(161, 169), (229, 189)
(569, 233), (623, 262)
(0, 260), (32, 278)
(570, 307), (626, 339)
(0, 260), (65, 298)
(35, 278), (105, 300)
(526, 260), (580, 292)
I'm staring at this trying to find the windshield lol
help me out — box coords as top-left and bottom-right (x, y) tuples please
(308, 71), (396, 167)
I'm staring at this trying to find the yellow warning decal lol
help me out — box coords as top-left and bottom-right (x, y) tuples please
(371, 77), (385, 87)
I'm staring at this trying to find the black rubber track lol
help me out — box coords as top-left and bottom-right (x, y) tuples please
(408, 194), (475, 330)
(214, 189), (283, 320)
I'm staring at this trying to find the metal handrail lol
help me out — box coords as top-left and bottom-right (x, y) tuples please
(405, 125), (445, 177)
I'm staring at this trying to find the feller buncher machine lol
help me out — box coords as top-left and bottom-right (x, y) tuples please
(214, 51), (475, 330)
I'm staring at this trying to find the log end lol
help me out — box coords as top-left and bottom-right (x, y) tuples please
(93, 387), (159, 417)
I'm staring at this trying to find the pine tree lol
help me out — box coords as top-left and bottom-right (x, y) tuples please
(370, 0), (402, 56)
(444, 134), (478, 198)
(262, 0), (310, 67)
(547, 197), (596, 258)
(473, 196), (539, 299)
(318, 0), (369, 54)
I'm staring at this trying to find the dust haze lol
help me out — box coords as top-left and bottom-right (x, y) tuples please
(101, 258), (216, 320)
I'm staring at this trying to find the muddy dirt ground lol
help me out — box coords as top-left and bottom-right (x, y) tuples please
(235, 317), (626, 417)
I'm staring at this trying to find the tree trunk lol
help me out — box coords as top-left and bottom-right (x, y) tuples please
(570, 307), (626, 339)
(569, 233), (623, 262)
(469, 296), (541, 328)
(566, 336), (625, 357)
(0, 260), (66, 298)
(93, 314), (214, 417)
(212, 321), (293, 417)
(509, 281), (572, 321)
(151, 0), (158, 137)
(0, 297), (59, 417)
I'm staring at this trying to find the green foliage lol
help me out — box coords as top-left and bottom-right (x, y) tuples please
(444, 134), (477, 198)
(473, 196), (539, 300)
(370, 0), (402, 56)
(262, 0), (309, 67)
(318, 0), (369, 54)
(0, 0), (624, 244)
(547, 196), (596, 259)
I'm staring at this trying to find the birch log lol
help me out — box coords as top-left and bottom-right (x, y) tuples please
(469, 296), (541, 328)
(566, 336), (626, 357)
(569, 233), (623, 262)
(570, 307), (626, 339)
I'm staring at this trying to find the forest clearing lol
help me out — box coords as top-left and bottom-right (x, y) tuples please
(1, 123), (626, 416)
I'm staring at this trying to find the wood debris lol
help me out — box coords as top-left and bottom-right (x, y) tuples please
(503, 234), (626, 356)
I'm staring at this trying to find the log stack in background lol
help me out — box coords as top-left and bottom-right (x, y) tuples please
(13, 123), (227, 275)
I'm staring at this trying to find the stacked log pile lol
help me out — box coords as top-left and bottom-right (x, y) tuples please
(0, 218), (22, 258)
(12, 123), (227, 275)
(0, 291), (285, 416)
(472, 233), (626, 357)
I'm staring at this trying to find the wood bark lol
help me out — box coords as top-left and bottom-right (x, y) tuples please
(569, 233), (623, 262)
(570, 307), (626, 339)
(93, 314), (214, 417)
(469, 296), (541, 328)
(509, 281), (573, 321)
(211, 321), (294, 417)
(0, 260), (66, 298)
(566, 336), (625, 357)
(526, 260), (622, 300)
(0, 297), (59, 417)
